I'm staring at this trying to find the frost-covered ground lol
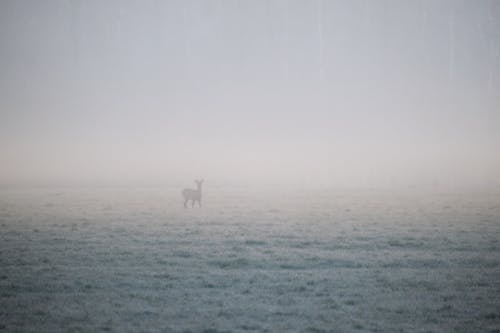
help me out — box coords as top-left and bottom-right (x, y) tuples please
(1, 187), (499, 333)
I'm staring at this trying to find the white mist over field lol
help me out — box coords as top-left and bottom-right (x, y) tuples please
(1, 1), (500, 332)
(0, 0), (499, 189)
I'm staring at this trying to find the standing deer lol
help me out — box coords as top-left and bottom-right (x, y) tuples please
(182, 179), (204, 208)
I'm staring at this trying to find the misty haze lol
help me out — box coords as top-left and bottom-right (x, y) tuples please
(1, 1), (499, 332)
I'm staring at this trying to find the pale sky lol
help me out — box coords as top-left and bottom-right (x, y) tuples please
(1, 0), (499, 189)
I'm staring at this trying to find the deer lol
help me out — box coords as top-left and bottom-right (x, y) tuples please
(182, 179), (204, 208)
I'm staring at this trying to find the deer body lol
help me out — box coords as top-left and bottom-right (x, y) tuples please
(182, 179), (203, 208)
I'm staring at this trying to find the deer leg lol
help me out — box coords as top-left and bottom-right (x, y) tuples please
(183, 198), (187, 208)
(191, 199), (195, 207)
(198, 200), (202, 207)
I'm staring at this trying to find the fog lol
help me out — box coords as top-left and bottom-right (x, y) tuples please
(1, 0), (499, 190)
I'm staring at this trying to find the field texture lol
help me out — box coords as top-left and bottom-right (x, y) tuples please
(1, 188), (499, 332)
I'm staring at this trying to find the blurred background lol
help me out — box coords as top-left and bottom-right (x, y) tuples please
(1, 0), (499, 191)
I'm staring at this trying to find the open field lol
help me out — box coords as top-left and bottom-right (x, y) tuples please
(1, 187), (499, 332)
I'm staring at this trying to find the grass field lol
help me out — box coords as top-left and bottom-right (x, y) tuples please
(1, 187), (499, 332)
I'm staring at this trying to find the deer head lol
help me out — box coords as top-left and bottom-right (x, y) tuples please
(195, 179), (204, 189)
